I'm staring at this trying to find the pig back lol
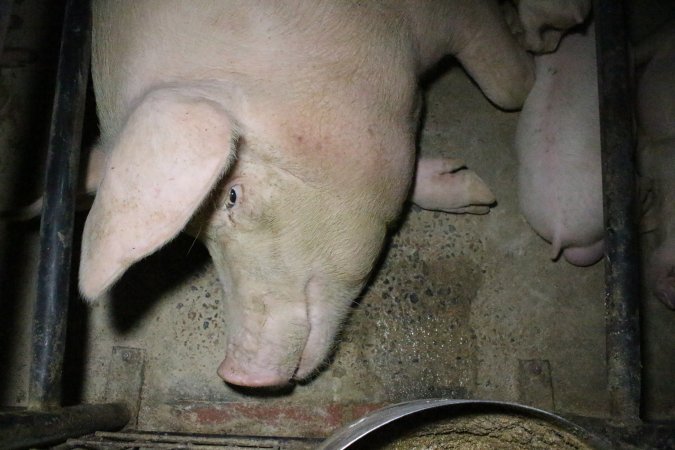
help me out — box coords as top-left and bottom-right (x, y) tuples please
(92, 1), (418, 136)
(91, 0), (425, 214)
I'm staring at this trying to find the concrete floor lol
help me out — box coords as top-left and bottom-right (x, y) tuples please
(1, 0), (674, 443)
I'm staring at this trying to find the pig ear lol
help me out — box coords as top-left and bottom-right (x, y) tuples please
(79, 88), (238, 300)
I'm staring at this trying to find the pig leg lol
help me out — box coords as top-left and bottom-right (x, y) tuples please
(513, 0), (592, 53)
(412, 157), (496, 214)
(0, 146), (106, 221)
(656, 275), (675, 309)
(651, 246), (675, 309)
(449, 0), (534, 110)
(640, 141), (675, 311)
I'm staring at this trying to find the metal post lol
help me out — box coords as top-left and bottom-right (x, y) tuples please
(594, 0), (642, 423)
(28, 0), (91, 410)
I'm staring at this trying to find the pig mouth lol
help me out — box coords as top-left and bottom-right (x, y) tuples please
(217, 274), (343, 387)
(287, 274), (347, 383)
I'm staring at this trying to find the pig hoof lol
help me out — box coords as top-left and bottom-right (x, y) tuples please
(412, 157), (496, 214)
(654, 270), (675, 310)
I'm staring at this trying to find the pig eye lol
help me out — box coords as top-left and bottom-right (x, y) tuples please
(226, 184), (241, 209)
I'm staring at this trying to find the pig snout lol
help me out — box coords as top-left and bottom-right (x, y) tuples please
(216, 293), (308, 387)
(215, 274), (350, 387)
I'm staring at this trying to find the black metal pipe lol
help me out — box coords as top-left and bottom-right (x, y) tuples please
(28, 0), (90, 410)
(594, 0), (642, 422)
(0, 0), (12, 56)
(0, 403), (130, 449)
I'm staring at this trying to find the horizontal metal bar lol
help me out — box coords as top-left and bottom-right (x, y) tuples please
(66, 430), (321, 449)
(0, 403), (129, 449)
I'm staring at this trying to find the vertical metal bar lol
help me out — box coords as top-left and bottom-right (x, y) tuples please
(28, 0), (90, 410)
(594, 0), (642, 422)
(0, 0), (12, 56)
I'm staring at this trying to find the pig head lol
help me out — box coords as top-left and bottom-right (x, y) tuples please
(79, 0), (533, 387)
(637, 25), (675, 309)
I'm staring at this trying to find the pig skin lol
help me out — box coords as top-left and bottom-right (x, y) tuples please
(515, 24), (604, 266)
(637, 27), (675, 309)
(80, 0), (533, 387)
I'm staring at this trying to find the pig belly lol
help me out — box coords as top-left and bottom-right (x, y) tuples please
(516, 25), (604, 265)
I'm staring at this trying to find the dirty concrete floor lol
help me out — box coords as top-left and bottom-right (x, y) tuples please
(1, 0), (674, 443)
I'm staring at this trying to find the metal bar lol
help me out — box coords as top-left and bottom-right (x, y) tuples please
(94, 430), (307, 446)
(27, 0), (90, 410)
(594, 0), (642, 422)
(66, 430), (322, 450)
(0, 403), (129, 450)
(0, 0), (12, 56)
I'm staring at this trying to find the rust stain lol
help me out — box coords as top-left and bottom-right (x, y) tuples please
(177, 402), (387, 436)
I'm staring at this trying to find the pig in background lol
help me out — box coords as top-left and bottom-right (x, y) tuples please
(515, 21), (605, 266)
(513, 5), (675, 310)
(636, 22), (675, 309)
(80, 0), (534, 388)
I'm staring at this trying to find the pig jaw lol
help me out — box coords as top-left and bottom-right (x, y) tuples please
(294, 275), (354, 380)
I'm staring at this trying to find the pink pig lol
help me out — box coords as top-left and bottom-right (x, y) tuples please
(515, 23), (604, 266)
(79, 0), (533, 387)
